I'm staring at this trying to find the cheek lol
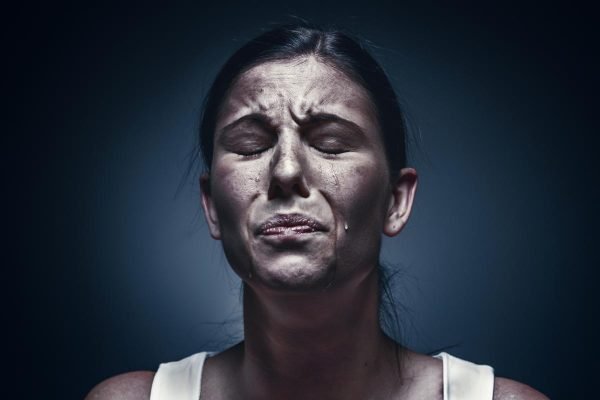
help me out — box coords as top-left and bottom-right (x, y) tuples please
(211, 160), (262, 233)
(210, 160), (265, 275)
(318, 159), (389, 277)
(327, 160), (389, 223)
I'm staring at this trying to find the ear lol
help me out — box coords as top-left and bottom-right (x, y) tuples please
(200, 173), (222, 240)
(383, 167), (418, 237)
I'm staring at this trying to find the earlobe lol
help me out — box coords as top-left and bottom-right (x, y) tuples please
(200, 174), (222, 240)
(383, 168), (418, 237)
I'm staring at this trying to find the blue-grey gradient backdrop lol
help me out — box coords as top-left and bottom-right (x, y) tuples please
(12, 2), (596, 399)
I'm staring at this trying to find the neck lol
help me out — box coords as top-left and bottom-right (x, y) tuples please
(237, 266), (401, 400)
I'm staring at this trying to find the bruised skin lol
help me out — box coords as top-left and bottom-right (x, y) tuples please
(202, 57), (396, 291)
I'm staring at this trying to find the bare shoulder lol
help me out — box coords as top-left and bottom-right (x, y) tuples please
(494, 377), (549, 400)
(85, 371), (155, 400)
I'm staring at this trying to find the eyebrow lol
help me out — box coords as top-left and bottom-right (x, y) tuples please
(294, 112), (366, 137)
(218, 111), (367, 138)
(219, 113), (274, 133)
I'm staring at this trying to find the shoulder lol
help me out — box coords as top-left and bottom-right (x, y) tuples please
(85, 371), (155, 400)
(493, 377), (549, 400)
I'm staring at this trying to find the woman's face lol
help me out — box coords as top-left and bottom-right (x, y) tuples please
(201, 57), (416, 291)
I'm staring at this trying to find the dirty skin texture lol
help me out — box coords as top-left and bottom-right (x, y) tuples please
(195, 55), (422, 400)
(205, 56), (393, 291)
(85, 55), (547, 400)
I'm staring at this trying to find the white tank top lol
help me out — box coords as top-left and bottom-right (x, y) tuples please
(150, 351), (494, 400)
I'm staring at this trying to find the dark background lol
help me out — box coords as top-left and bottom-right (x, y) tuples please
(9, 2), (596, 399)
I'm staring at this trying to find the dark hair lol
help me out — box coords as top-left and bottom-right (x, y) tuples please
(199, 23), (408, 178)
(197, 23), (410, 363)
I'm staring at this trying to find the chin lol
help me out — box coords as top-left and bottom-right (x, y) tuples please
(252, 256), (337, 292)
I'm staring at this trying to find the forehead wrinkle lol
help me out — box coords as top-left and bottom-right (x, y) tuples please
(223, 87), (279, 124)
(245, 58), (340, 109)
(285, 84), (344, 123)
(218, 58), (380, 134)
(228, 71), (284, 109)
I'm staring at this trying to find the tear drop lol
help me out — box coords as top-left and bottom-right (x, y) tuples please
(344, 222), (349, 231)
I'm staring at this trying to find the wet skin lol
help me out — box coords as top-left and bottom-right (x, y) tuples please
(201, 56), (416, 292)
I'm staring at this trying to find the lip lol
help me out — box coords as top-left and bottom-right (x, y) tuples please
(256, 213), (327, 236)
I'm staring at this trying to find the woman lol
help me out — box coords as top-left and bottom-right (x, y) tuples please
(86, 24), (548, 400)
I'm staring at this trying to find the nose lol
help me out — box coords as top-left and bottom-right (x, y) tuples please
(267, 134), (310, 200)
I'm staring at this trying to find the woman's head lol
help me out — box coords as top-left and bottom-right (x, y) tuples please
(199, 24), (417, 292)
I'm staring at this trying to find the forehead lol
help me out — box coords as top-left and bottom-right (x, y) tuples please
(215, 57), (379, 132)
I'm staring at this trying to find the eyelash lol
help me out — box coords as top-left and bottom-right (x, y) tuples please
(313, 146), (344, 156)
(235, 139), (348, 159)
(238, 147), (344, 160)
(239, 149), (268, 159)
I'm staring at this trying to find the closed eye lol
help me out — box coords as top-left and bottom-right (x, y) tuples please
(311, 136), (352, 155)
(238, 146), (271, 158)
(221, 132), (275, 158)
(313, 146), (346, 155)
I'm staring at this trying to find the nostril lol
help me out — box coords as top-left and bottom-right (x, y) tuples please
(296, 182), (310, 198)
(267, 175), (310, 199)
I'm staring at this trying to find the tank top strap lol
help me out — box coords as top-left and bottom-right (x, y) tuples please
(150, 352), (210, 400)
(434, 352), (495, 400)
(150, 350), (494, 400)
